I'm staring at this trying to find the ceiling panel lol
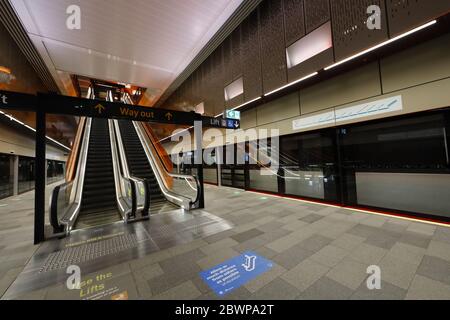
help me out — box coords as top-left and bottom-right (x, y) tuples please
(10, 0), (244, 105)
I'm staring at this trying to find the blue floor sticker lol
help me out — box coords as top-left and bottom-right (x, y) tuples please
(199, 251), (273, 296)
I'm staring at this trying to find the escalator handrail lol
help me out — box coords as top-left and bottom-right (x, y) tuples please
(121, 93), (200, 208)
(134, 121), (200, 208)
(49, 117), (92, 233)
(112, 119), (150, 217)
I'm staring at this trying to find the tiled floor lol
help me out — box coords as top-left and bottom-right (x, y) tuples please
(2, 184), (450, 300)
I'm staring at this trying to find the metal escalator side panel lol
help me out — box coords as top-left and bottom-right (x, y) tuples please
(65, 117), (86, 182)
(115, 120), (153, 217)
(143, 123), (174, 173)
(74, 118), (121, 230)
(58, 117), (92, 233)
(132, 121), (192, 209)
(109, 119), (130, 220)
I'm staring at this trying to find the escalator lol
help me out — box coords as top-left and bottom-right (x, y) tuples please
(118, 120), (178, 212)
(75, 118), (121, 229)
(50, 94), (202, 237)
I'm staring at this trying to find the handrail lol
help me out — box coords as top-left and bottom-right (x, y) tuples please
(134, 121), (201, 209)
(50, 117), (92, 234)
(142, 122), (174, 173)
(65, 117), (86, 182)
(121, 93), (200, 209)
(111, 119), (149, 219)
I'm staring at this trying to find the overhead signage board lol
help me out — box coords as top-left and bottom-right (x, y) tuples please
(0, 90), (36, 111)
(199, 251), (273, 296)
(1, 90), (241, 128)
(225, 109), (240, 120)
(40, 94), (197, 125)
(202, 116), (240, 129)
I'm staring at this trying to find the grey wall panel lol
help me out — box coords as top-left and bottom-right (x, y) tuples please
(285, 169), (325, 199)
(283, 0), (306, 46)
(300, 62), (381, 115)
(210, 47), (225, 116)
(356, 172), (450, 218)
(249, 169), (278, 193)
(231, 26), (243, 80)
(381, 32), (450, 93)
(202, 56), (215, 115)
(331, 0), (388, 61)
(259, 0), (288, 94)
(242, 10), (263, 101)
(386, 0), (450, 37)
(304, 0), (330, 33)
(227, 26), (244, 109)
(191, 70), (199, 107)
(222, 37), (233, 87)
(204, 168), (218, 184)
(288, 47), (334, 82)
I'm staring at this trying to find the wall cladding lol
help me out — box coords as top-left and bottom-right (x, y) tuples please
(210, 47), (225, 116)
(304, 0), (330, 33)
(160, 0), (449, 116)
(259, 0), (287, 94)
(242, 10), (263, 102)
(222, 37), (233, 87)
(227, 26), (244, 109)
(283, 0), (306, 46)
(0, 22), (47, 94)
(386, 0), (450, 36)
(331, 0), (388, 61)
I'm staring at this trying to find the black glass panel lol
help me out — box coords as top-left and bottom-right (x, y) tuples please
(0, 154), (13, 199)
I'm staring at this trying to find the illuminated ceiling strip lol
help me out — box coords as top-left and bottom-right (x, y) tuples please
(215, 96), (262, 118)
(264, 72), (318, 97)
(324, 20), (437, 71)
(0, 112), (71, 151)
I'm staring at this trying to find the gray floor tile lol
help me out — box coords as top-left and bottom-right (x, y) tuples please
(250, 278), (300, 300)
(416, 255), (450, 286)
(300, 276), (353, 300)
(365, 232), (399, 250)
(399, 231), (431, 249)
(231, 228), (264, 243)
(347, 224), (380, 238)
(297, 235), (333, 252)
(300, 214), (324, 223)
(272, 245), (314, 270)
(351, 281), (406, 300)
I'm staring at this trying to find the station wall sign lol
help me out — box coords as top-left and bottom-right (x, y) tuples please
(199, 251), (273, 296)
(40, 94), (199, 125)
(202, 116), (240, 129)
(225, 109), (240, 120)
(0, 90), (240, 128)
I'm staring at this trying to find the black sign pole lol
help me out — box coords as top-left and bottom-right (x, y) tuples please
(34, 94), (46, 244)
(194, 115), (205, 209)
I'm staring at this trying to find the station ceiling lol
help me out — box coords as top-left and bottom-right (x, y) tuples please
(9, 0), (243, 106)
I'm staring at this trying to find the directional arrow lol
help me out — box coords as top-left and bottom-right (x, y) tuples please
(94, 103), (105, 114)
(165, 112), (173, 121)
(234, 121), (239, 128)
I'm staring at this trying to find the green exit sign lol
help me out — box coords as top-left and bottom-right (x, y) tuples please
(225, 109), (240, 120)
